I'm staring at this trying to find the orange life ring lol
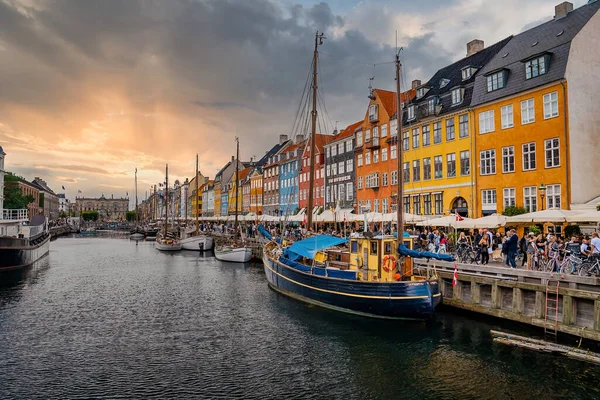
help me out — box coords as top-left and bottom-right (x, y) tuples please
(383, 255), (397, 272)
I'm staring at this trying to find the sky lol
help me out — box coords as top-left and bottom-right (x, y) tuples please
(0, 0), (587, 202)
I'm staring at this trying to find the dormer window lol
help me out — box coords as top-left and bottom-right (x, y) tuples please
(407, 105), (415, 121)
(461, 66), (474, 80)
(451, 88), (463, 105)
(486, 70), (507, 92)
(427, 98), (436, 114)
(368, 104), (379, 122)
(525, 55), (550, 79)
(416, 87), (427, 99)
(439, 78), (450, 88)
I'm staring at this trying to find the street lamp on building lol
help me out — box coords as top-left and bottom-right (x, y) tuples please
(539, 182), (546, 211)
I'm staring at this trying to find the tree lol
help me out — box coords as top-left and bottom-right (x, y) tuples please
(126, 211), (137, 222)
(59, 210), (68, 218)
(502, 205), (528, 216)
(3, 173), (35, 209)
(82, 211), (99, 221)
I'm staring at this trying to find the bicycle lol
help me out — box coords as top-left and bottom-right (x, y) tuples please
(578, 256), (600, 277)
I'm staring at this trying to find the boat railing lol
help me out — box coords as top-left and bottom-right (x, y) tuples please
(28, 224), (45, 238)
(2, 209), (28, 220)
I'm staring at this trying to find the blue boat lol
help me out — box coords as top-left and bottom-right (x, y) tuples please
(261, 234), (449, 320)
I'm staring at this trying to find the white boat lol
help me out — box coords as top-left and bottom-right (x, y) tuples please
(214, 246), (252, 263)
(155, 236), (182, 251)
(181, 235), (213, 251)
(154, 164), (182, 252)
(0, 212), (50, 271)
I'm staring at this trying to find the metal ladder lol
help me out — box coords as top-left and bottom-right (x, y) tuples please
(544, 280), (560, 342)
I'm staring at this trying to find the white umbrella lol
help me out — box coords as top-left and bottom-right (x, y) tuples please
(506, 209), (583, 223)
(565, 211), (600, 223)
(316, 209), (336, 222)
(380, 212), (426, 223)
(416, 214), (473, 228)
(455, 214), (507, 229)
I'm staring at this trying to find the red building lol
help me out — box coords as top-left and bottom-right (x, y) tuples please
(298, 134), (332, 211)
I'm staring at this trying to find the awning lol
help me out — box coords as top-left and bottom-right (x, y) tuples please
(286, 235), (348, 260)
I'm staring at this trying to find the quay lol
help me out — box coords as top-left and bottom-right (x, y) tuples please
(414, 260), (600, 342)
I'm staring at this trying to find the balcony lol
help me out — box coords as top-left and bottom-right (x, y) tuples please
(2, 209), (28, 220)
(366, 136), (380, 149)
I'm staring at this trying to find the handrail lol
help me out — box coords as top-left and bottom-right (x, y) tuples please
(2, 209), (28, 220)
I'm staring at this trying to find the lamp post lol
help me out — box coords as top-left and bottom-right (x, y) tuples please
(539, 182), (546, 211)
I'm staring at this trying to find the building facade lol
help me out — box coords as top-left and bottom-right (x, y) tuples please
(298, 134), (330, 211)
(471, 1), (600, 216)
(278, 138), (304, 217)
(75, 194), (129, 220)
(31, 177), (59, 221)
(324, 122), (360, 211)
(202, 181), (215, 217)
(249, 170), (263, 215)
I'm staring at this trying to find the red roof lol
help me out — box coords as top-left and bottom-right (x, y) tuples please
(374, 88), (416, 119)
(237, 167), (251, 181)
(331, 120), (362, 142)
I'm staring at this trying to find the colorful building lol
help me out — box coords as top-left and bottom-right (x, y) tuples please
(202, 180), (215, 217)
(324, 122), (361, 211)
(471, 1), (600, 216)
(278, 137), (305, 217)
(249, 170), (263, 216)
(298, 134), (331, 211)
(228, 167), (251, 215)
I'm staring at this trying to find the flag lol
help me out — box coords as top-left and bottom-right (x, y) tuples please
(62, 185), (65, 190)
(455, 214), (464, 222)
(452, 263), (458, 288)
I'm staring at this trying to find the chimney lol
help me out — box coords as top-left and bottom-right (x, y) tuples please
(466, 39), (485, 57)
(279, 134), (288, 145)
(554, 2), (573, 19)
(411, 80), (421, 90)
(332, 128), (338, 135)
(231, 155), (235, 162)
(296, 134), (304, 144)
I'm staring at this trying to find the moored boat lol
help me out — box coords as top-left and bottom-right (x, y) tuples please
(154, 164), (182, 252)
(155, 235), (183, 251)
(181, 235), (213, 251)
(215, 246), (252, 263)
(0, 212), (51, 271)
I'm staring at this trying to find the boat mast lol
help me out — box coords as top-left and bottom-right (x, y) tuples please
(195, 154), (199, 235)
(234, 137), (240, 233)
(135, 168), (139, 230)
(164, 164), (169, 237)
(307, 31), (325, 229)
(395, 51), (404, 238)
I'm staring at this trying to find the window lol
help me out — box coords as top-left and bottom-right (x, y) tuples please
(501, 104), (514, 129)
(460, 151), (470, 176)
(407, 105), (415, 120)
(379, 124), (387, 138)
(461, 67), (472, 80)
(428, 98), (436, 114)
(346, 159), (353, 172)
(325, 186), (330, 203)
(434, 156), (443, 179)
(451, 88), (462, 105)
(346, 140), (352, 153)
(346, 182), (353, 201)
(423, 194), (432, 215)
(480, 149), (496, 175)
(391, 145), (397, 160)
(338, 184), (345, 202)
(365, 152), (371, 165)
(331, 163), (337, 176)
(413, 160), (420, 182)
(422, 125), (430, 146)
(482, 189), (497, 210)
(381, 148), (388, 162)
(446, 118), (455, 141)
(402, 131), (409, 151)
(403, 196), (410, 213)
(543, 92), (558, 119)
(459, 114), (469, 138)
(433, 122), (442, 144)
(502, 146), (515, 173)
(338, 142), (344, 155)
(522, 142), (536, 171)
(546, 184), (561, 209)
(331, 145), (337, 157)
(364, 129), (371, 142)
(357, 154), (363, 167)
(382, 172), (389, 186)
(525, 56), (547, 79)
(417, 87), (425, 98)
(339, 161), (345, 174)
(434, 193), (443, 215)
(390, 119), (398, 136)
(382, 198), (388, 213)
(412, 128), (420, 148)
(373, 150), (379, 164)
(373, 199), (379, 213)
(523, 186), (537, 212)
(413, 195), (421, 215)
(447, 153), (456, 177)
(358, 176), (363, 189)
(503, 188), (516, 209)
(486, 71), (505, 92)
(326, 147), (331, 159)
(479, 110), (495, 133)
(545, 138), (560, 168)
(402, 163), (409, 183)
(326, 165), (331, 177)
(423, 158), (431, 180)
(357, 131), (363, 146)
(521, 99), (535, 124)
(392, 170), (399, 185)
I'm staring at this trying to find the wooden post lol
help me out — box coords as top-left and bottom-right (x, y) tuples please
(491, 281), (501, 309)
(453, 278), (463, 301)
(512, 287), (523, 314)
(594, 300), (600, 331)
(471, 280), (481, 304)
(563, 295), (573, 325)
(535, 291), (546, 319)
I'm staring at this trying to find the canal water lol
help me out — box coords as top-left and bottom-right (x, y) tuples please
(1, 237), (599, 399)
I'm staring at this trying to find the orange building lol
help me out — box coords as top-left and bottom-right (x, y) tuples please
(249, 169), (263, 215)
(228, 167), (251, 215)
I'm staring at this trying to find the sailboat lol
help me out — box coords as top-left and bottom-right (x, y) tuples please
(180, 154), (214, 251)
(259, 32), (452, 320)
(130, 168), (145, 239)
(155, 164), (182, 251)
(214, 137), (252, 263)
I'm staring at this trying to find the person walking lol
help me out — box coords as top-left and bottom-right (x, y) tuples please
(519, 233), (528, 267)
(479, 233), (490, 265)
(506, 229), (519, 268)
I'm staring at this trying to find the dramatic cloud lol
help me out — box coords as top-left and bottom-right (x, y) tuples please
(0, 0), (586, 202)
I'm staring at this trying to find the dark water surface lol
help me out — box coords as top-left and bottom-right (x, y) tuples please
(1, 237), (599, 399)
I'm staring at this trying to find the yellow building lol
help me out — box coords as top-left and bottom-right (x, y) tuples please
(471, 2), (600, 217)
(228, 167), (251, 215)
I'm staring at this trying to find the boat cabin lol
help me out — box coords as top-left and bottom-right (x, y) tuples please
(348, 235), (414, 282)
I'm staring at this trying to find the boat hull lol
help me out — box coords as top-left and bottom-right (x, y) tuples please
(155, 241), (182, 251)
(0, 236), (51, 271)
(215, 247), (252, 263)
(262, 253), (441, 320)
(130, 233), (145, 240)
(181, 235), (214, 251)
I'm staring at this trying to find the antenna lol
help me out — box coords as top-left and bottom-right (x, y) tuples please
(368, 76), (376, 100)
